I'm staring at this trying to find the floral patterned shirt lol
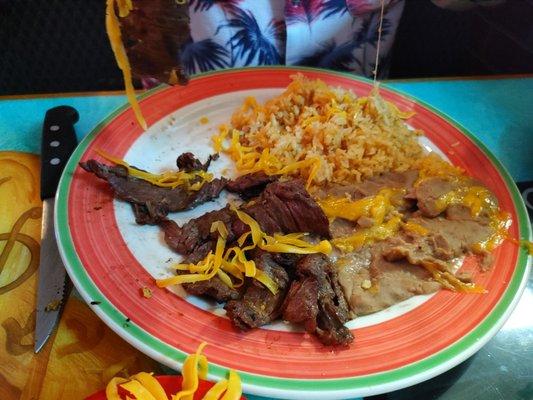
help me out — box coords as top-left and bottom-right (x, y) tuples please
(184, 0), (405, 78)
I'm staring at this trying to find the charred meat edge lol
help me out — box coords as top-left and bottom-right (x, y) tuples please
(79, 156), (226, 225)
(225, 250), (290, 329)
(282, 254), (353, 346)
(161, 179), (331, 256)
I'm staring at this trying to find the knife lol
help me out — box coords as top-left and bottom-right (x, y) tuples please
(35, 105), (79, 353)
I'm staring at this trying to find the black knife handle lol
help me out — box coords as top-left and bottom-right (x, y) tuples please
(40, 106), (79, 200)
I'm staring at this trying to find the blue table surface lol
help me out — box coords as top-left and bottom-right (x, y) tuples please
(0, 77), (532, 182)
(0, 77), (532, 400)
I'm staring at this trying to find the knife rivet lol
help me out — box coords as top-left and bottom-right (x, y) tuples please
(50, 125), (60, 132)
(50, 158), (60, 165)
(50, 140), (60, 147)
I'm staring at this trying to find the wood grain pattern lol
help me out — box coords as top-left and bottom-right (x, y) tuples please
(0, 151), (160, 400)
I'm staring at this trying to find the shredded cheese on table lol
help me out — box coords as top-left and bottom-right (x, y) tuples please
(173, 342), (209, 400)
(105, 343), (242, 400)
(106, 377), (129, 400)
(156, 208), (332, 295)
(105, 0), (147, 129)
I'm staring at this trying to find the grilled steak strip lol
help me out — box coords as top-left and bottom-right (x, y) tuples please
(226, 172), (280, 200)
(240, 180), (331, 238)
(176, 242), (241, 302)
(160, 206), (236, 255)
(282, 254), (353, 346)
(177, 152), (218, 172)
(184, 275), (242, 302)
(166, 238), (241, 303)
(161, 179), (331, 255)
(79, 159), (227, 224)
(225, 250), (290, 329)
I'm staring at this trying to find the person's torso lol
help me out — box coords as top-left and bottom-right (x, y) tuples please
(184, 0), (405, 78)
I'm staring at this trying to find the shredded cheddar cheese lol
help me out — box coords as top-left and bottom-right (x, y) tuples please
(318, 188), (404, 224)
(202, 381), (229, 400)
(386, 100), (416, 120)
(421, 261), (486, 293)
(105, 0), (147, 129)
(434, 186), (497, 218)
(320, 189), (425, 249)
(173, 342), (209, 400)
(332, 215), (403, 252)
(157, 209), (332, 295)
(472, 210), (513, 253)
(213, 126), (320, 189)
(133, 372), (168, 400)
(431, 182), (513, 253)
(260, 233), (332, 255)
(413, 153), (465, 185)
(387, 152), (515, 254)
(121, 380), (160, 400)
(96, 149), (213, 191)
(210, 220), (229, 239)
(106, 377), (129, 400)
(427, 180), (512, 253)
(116, 0), (133, 17)
(402, 221), (429, 236)
(106, 373), (166, 400)
(105, 343), (242, 400)
(223, 371), (242, 400)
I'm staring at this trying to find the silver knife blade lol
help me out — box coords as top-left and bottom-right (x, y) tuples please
(35, 105), (79, 353)
(35, 198), (68, 353)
